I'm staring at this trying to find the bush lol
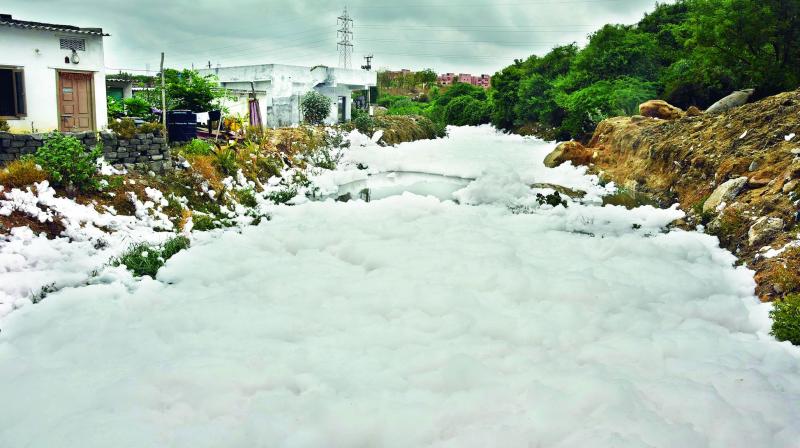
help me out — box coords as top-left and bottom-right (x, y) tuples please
(115, 235), (191, 278)
(771, 294), (800, 345)
(109, 118), (138, 139)
(214, 147), (238, 176)
(123, 97), (152, 119)
(28, 133), (101, 192)
(181, 138), (214, 156)
(107, 96), (124, 120)
(301, 91), (332, 125)
(354, 116), (376, 135)
(0, 159), (49, 188)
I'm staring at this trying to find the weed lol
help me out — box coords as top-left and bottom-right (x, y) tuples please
(162, 235), (190, 259)
(268, 187), (298, 205)
(770, 294), (800, 345)
(109, 118), (137, 139)
(181, 138), (214, 156)
(0, 159), (49, 188)
(114, 235), (191, 278)
(536, 191), (568, 208)
(31, 283), (58, 304)
(192, 214), (218, 231)
(237, 188), (258, 208)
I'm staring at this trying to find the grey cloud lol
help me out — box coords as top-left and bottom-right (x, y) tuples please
(4, 0), (670, 75)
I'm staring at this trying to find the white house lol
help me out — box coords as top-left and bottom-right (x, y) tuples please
(0, 13), (108, 133)
(199, 64), (376, 128)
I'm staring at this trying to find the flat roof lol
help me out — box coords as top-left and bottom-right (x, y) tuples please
(0, 13), (108, 36)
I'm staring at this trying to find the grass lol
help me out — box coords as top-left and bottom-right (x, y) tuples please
(0, 159), (49, 188)
(115, 235), (190, 277)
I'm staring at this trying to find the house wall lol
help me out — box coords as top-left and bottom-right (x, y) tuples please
(200, 64), (375, 128)
(0, 26), (107, 132)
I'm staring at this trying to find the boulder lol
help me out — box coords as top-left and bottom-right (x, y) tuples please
(705, 89), (755, 114)
(639, 100), (684, 120)
(543, 141), (592, 168)
(686, 106), (703, 117)
(703, 177), (749, 213)
(748, 216), (784, 246)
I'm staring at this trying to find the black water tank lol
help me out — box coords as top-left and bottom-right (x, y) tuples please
(167, 110), (197, 142)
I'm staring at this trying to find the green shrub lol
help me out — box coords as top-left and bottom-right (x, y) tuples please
(301, 91), (332, 125)
(115, 236), (191, 278)
(28, 133), (101, 192)
(770, 294), (800, 345)
(354, 116), (376, 135)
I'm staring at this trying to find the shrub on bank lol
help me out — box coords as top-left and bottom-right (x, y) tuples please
(771, 294), (800, 345)
(26, 133), (101, 192)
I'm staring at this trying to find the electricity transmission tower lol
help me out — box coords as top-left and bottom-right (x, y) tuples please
(337, 7), (353, 68)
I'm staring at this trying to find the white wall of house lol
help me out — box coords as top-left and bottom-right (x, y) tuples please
(200, 64), (376, 128)
(0, 26), (107, 132)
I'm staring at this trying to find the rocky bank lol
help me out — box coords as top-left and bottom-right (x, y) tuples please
(546, 89), (800, 301)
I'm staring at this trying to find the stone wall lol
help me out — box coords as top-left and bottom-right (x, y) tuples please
(0, 131), (172, 172)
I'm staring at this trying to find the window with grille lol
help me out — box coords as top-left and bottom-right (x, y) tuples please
(59, 38), (86, 51)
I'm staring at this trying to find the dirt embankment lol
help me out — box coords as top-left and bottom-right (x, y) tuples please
(548, 89), (800, 301)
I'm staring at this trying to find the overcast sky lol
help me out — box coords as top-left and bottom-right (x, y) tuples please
(4, 0), (671, 76)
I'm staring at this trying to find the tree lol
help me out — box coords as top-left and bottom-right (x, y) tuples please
(141, 69), (228, 112)
(415, 69), (438, 88)
(301, 91), (332, 125)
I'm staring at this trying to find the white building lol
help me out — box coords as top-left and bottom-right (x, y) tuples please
(199, 64), (376, 127)
(0, 13), (108, 133)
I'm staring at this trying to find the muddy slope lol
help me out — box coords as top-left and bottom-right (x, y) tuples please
(557, 89), (800, 301)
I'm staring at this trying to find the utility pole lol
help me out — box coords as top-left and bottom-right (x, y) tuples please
(160, 52), (167, 141)
(361, 54), (373, 71)
(361, 55), (373, 109)
(337, 7), (353, 69)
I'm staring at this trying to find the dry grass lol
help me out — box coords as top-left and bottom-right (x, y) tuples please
(0, 159), (49, 189)
(185, 154), (223, 191)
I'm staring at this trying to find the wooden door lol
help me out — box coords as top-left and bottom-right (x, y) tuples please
(58, 72), (94, 132)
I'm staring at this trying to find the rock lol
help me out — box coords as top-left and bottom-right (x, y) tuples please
(705, 89), (756, 114)
(748, 216), (784, 246)
(703, 177), (748, 213)
(543, 141), (592, 168)
(783, 180), (799, 194)
(639, 100), (684, 120)
(748, 173), (772, 188)
(686, 106), (703, 117)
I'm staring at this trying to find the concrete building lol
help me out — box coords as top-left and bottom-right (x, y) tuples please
(0, 13), (108, 133)
(437, 72), (491, 89)
(199, 64), (376, 128)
